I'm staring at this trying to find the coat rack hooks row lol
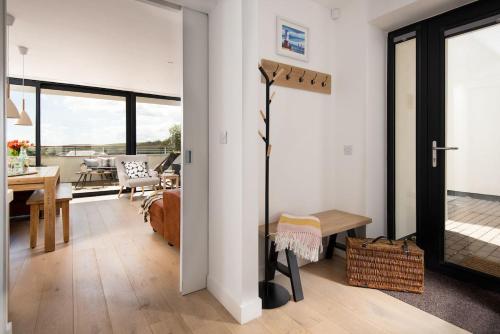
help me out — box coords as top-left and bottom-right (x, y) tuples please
(260, 59), (331, 95)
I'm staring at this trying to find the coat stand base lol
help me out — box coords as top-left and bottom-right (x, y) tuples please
(259, 281), (290, 309)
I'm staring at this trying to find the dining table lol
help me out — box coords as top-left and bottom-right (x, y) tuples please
(8, 166), (60, 252)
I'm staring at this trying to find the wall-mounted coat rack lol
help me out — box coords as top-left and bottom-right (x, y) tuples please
(260, 59), (332, 95)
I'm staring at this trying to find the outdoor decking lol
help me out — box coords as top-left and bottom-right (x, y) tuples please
(446, 194), (500, 277)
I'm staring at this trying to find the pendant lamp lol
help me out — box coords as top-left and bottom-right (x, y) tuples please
(15, 46), (32, 126)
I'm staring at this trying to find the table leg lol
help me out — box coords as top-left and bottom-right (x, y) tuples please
(75, 174), (83, 189)
(285, 249), (304, 302)
(163, 177), (166, 190)
(325, 234), (338, 259)
(347, 228), (357, 238)
(44, 177), (57, 252)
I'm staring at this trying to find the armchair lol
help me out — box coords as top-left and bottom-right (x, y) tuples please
(115, 155), (161, 201)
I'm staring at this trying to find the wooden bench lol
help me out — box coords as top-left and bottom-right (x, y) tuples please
(27, 183), (73, 248)
(259, 209), (372, 302)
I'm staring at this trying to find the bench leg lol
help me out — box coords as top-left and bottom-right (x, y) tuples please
(62, 201), (70, 243)
(285, 249), (304, 302)
(325, 234), (338, 259)
(347, 228), (357, 238)
(29, 205), (40, 249)
(268, 241), (278, 280)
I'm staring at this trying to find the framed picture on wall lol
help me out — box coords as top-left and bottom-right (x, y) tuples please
(276, 17), (309, 62)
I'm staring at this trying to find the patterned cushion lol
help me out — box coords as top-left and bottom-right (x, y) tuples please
(122, 161), (150, 179)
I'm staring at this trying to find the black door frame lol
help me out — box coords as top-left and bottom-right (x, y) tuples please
(388, 0), (500, 286)
(387, 22), (427, 245)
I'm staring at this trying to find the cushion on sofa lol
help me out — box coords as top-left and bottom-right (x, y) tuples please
(83, 158), (99, 168)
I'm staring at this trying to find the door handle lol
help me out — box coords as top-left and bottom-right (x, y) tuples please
(432, 140), (458, 167)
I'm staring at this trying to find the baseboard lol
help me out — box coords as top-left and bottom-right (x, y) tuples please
(448, 190), (500, 202)
(207, 276), (262, 324)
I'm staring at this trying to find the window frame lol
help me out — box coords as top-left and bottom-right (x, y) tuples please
(8, 77), (181, 197)
(8, 77), (181, 166)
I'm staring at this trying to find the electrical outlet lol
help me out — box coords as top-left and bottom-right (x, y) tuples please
(344, 145), (353, 156)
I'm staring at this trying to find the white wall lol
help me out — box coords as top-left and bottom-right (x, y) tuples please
(0, 0), (9, 332)
(180, 7), (209, 294)
(256, 0), (388, 241)
(207, 0), (261, 324)
(258, 0), (335, 226)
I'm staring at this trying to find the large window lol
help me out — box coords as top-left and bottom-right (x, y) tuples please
(6, 84), (37, 165)
(40, 89), (127, 189)
(7, 78), (181, 196)
(136, 96), (182, 171)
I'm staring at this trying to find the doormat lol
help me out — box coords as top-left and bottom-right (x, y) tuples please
(383, 270), (500, 334)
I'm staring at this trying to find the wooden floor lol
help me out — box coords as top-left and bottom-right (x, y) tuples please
(9, 196), (467, 334)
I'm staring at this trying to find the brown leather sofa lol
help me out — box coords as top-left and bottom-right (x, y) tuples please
(148, 189), (180, 249)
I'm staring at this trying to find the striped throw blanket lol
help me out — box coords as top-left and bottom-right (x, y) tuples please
(275, 213), (323, 262)
(139, 192), (163, 223)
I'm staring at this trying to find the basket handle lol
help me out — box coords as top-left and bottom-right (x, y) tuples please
(362, 236), (394, 248)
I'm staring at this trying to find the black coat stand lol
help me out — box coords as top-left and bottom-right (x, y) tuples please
(258, 65), (290, 309)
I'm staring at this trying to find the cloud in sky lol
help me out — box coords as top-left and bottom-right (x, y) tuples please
(7, 90), (181, 147)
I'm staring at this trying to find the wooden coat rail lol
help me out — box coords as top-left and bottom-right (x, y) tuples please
(260, 59), (332, 95)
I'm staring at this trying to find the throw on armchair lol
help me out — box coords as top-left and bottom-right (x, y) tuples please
(115, 155), (161, 201)
(149, 189), (180, 248)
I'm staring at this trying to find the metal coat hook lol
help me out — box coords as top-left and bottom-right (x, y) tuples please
(272, 64), (280, 77)
(299, 70), (306, 83)
(286, 67), (293, 80)
(321, 75), (329, 87)
(311, 73), (318, 85)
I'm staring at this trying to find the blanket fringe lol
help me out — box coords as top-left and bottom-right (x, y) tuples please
(274, 231), (323, 262)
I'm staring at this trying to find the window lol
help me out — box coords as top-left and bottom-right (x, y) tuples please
(40, 89), (126, 187)
(6, 84), (37, 165)
(136, 96), (182, 170)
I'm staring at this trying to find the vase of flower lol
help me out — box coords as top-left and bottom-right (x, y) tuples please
(7, 140), (33, 175)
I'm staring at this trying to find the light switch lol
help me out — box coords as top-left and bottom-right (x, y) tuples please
(220, 131), (228, 144)
(344, 145), (353, 156)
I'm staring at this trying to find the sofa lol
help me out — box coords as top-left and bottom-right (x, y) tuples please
(149, 189), (180, 248)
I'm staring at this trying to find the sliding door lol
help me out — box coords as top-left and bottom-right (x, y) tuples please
(40, 89), (126, 195)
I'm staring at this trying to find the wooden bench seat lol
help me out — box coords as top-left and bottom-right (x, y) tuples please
(259, 209), (372, 302)
(27, 183), (73, 248)
(260, 210), (372, 239)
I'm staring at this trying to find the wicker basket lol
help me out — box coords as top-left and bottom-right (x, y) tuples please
(346, 236), (424, 293)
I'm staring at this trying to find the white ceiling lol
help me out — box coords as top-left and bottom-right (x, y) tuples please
(312, 0), (476, 31)
(7, 0), (182, 97)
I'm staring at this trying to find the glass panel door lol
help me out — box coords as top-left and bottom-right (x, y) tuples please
(135, 96), (182, 174)
(444, 21), (500, 278)
(395, 37), (417, 240)
(40, 89), (126, 195)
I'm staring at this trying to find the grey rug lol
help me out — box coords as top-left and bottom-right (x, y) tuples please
(384, 270), (500, 334)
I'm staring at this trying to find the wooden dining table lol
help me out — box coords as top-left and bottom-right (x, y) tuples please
(8, 166), (60, 252)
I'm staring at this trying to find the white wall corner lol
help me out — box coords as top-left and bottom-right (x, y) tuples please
(207, 276), (261, 324)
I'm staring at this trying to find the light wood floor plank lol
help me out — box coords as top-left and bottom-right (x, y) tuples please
(73, 248), (113, 334)
(8, 197), (467, 334)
